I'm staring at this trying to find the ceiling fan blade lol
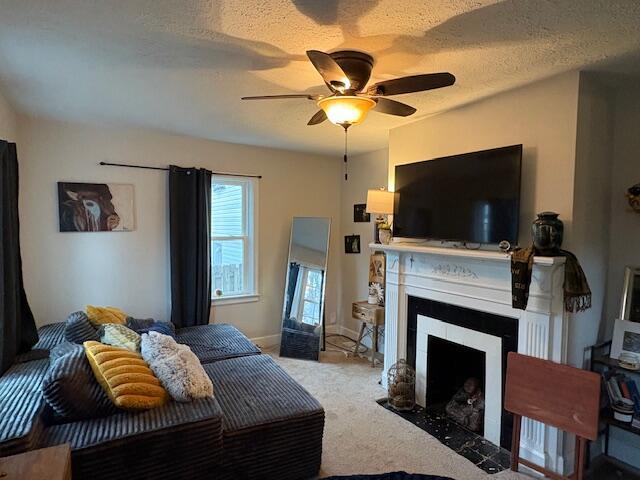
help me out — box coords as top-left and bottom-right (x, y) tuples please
(366, 73), (455, 96)
(241, 94), (321, 100)
(306, 50), (351, 92)
(307, 110), (327, 125)
(373, 97), (416, 117)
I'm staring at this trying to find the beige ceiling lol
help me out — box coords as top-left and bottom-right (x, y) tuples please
(1, 0), (640, 155)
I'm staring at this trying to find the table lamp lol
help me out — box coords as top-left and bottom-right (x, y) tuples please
(366, 188), (394, 243)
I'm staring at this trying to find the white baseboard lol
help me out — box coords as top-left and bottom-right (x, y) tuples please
(325, 324), (359, 339)
(251, 324), (365, 350)
(339, 325), (360, 340)
(250, 333), (281, 349)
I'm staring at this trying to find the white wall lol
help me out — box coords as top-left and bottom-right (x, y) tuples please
(387, 71), (620, 369)
(339, 148), (388, 336)
(571, 74), (614, 367)
(600, 84), (640, 469)
(17, 116), (342, 341)
(604, 85), (640, 333)
(0, 89), (17, 141)
(389, 71), (581, 250)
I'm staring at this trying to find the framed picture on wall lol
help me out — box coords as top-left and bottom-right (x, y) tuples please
(353, 203), (370, 223)
(57, 182), (135, 232)
(611, 318), (640, 360)
(345, 235), (361, 254)
(369, 253), (386, 306)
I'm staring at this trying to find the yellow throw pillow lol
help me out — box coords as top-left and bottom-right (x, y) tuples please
(86, 306), (127, 326)
(83, 341), (168, 410)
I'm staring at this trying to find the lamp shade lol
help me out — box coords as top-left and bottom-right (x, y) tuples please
(317, 96), (376, 127)
(366, 189), (394, 214)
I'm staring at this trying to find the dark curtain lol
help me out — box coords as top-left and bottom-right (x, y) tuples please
(169, 165), (212, 328)
(0, 140), (38, 374)
(284, 262), (300, 320)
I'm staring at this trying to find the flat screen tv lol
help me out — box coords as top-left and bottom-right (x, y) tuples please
(393, 145), (522, 244)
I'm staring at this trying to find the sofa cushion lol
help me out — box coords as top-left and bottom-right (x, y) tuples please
(126, 318), (176, 338)
(42, 342), (116, 422)
(0, 359), (49, 457)
(141, 332), (213, 402)
(64, 311), (99, 344)
(40, 395), (224, 480)
(86, 306), (127, 326)
(14, 322), (67, 363)
(204, 355), (324, 480)
(84, 341), (168, 411)
(35, 322), (67, 350)
(175, 324), (260, 363)
(98, 324), (141, 352)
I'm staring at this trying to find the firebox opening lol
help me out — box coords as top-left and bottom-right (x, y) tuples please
(426, 336), (486, 432)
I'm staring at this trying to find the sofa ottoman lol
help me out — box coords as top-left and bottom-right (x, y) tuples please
(40, 396), (224, 480)
(176, 323), (261, 363)
(205, 354), (324, 480)
(0, 359), (49, 457)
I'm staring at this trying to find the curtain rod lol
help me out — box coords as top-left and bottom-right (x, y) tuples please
(99, 161), (262, 179)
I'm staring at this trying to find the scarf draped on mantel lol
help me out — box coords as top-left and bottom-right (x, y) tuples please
(511, 247), (592, 313)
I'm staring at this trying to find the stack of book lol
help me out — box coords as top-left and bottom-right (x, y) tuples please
(603, 371), (640, 428)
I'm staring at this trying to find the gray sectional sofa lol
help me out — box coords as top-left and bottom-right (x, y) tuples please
(0, 322), (325, 479)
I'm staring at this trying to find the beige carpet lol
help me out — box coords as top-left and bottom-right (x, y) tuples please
(268, 348), (535, 480)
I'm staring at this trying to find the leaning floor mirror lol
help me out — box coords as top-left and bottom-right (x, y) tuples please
(280, 217), (331, 361)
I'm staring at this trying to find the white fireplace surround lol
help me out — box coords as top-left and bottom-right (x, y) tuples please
(372, 242), (569, 474)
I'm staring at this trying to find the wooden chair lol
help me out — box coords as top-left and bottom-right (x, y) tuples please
(504, 352), (601, 480)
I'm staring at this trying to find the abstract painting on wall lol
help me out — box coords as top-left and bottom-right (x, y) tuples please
(57, 182), (135, 232)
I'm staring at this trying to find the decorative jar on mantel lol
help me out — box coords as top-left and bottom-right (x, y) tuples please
(531, 211), (564, 255)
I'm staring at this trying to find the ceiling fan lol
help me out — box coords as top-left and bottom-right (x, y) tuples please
(241, 50), (456, 128)
(242, 50), (455, 179)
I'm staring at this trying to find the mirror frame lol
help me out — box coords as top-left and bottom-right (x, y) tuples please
(620, 266), (640, 321)
(279, 216), (331, 360)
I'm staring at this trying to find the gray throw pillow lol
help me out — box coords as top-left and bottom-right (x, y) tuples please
(141, 331), (213, 402)
(64, 311), (99, 344)
(42, 342), (117, 421)
(126, 317), (176, 338)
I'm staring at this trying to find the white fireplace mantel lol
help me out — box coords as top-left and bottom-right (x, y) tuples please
(372, 242), (569, 474)
(371, 241), (565, 266)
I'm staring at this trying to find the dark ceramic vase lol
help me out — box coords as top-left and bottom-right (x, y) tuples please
(531, 212), (564, 255)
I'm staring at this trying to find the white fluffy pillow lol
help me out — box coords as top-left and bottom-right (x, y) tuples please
(140, 331), (214, 402)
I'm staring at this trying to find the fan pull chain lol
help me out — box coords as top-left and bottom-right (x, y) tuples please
(343, 126), (348, 181)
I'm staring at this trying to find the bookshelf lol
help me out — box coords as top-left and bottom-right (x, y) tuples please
(589, 340), (640, 461)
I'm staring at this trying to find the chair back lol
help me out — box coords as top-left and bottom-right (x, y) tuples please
(504, 352), (600, 441)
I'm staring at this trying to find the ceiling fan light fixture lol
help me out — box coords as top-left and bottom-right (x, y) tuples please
(317, 96), (376, 127)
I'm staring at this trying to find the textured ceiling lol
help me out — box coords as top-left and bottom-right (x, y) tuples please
(1, 0), (640, 155)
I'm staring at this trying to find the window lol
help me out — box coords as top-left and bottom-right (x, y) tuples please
(211, 176), (258, 301)
(289, 266), (323, 326)
(301, 268), (323, 325)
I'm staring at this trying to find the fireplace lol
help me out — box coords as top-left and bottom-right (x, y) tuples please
(406, 296), (518, 449)
(377, 242), (568, 473)
(427, 337), (487, 434)
(426, 336), (486, 409)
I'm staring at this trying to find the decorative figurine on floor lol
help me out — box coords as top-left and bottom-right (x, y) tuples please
(445, 377), (485, 433)
(387, 359), (416, 411)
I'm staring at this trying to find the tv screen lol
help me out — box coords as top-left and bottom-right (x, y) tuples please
(393, 145), (522, 244)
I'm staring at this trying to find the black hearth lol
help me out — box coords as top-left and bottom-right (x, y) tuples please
(406, 296), (518, 450)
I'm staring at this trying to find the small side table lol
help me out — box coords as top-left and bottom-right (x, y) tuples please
(352, 301), (385, 367)
(0, 444), (71, 480)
